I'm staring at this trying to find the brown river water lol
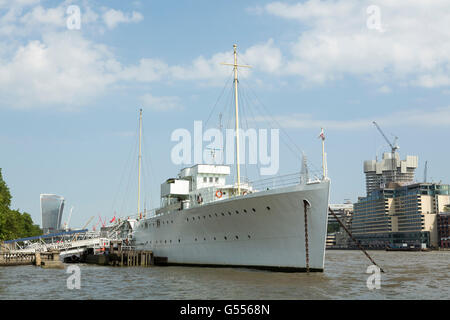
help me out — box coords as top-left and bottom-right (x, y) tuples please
(0, 250), (448, 300)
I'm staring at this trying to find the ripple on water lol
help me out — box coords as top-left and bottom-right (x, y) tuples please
(0, 251), (449, 299)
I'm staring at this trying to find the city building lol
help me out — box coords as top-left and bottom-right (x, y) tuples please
(40, 194), (65, 234)
(326, 233), (336, 248)
(327, 202), (353, 248)
(437, 212), (450, 248)
(363, 152), (418, 195)
(352, 183), (450, 249)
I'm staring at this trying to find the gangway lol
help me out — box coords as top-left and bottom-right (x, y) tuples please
(2, 229), (111, 259)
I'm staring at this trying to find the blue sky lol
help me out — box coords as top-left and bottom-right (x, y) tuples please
(1, 0), (449, 229)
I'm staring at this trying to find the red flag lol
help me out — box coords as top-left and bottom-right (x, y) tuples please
(318, 128), (325, 141)
(110, 216), (116, 223)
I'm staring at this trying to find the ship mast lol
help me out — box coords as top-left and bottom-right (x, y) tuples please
(137, 108), (143, 216)
(221, 44), (251, 195)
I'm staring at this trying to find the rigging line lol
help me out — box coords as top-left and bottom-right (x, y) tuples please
(237, 85), (249, 182)
(119, 118), (140, 216)
(242, 81), (301, 163)
(141, 123), (157, 208)
(121, 144), (139, 217)
(240, 84), (263, 181)
(108, 127), (139, 216)
(224, 83), (236, 181)
(240, 80), (304, 157)
(239, 79), (323, 176)
(204, 69), (235, 129)
(190, 70), (235, 164)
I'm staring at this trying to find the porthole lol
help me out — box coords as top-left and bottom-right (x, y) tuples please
(224, 236), (227, 240)
(248, 235), (251, 239)
(178, 239), (180, 243)
(214, 237), (216, 240)
(243, 209), (247, 213)
(221, 212), (224, 216)
(235, 236), (239, 239)
(204, 238), (206, 241)
(195, 238), (197, 241)
(187, 218), (189, 221)
(235, 210), (239, 214)
(170, 240), (172, 243)
(266, 206), (271, 210)
(228, 211), (232, 216)
(215, 213), (218, 217)
(203, 216), (206, 219)
(209, 214), (212, 218)
(252, 208), (256, 212)
(164, 240), (167, 243)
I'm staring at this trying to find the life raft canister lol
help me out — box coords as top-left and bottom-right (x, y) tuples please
(215, 190), (223, 198)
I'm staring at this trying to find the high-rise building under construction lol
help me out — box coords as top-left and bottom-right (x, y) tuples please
(363, 152), (418, 195)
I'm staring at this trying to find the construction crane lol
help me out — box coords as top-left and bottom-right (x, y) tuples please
(82, 216), (95, 230)
(64, 206), (74, 231)
(423, 161), (428, 183)
(373, 121), (399, 184)
(73, 216), (95, 241)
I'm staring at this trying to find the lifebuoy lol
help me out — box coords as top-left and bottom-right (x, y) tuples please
(243, 191), (248, 195)
(215, 190), (223, 198)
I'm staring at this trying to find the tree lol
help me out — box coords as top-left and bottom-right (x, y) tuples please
(0, 168), (42, 241)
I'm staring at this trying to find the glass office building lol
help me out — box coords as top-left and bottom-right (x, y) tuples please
(40, 194), (65, 234)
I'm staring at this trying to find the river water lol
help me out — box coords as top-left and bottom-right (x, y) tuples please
(0, 250), (448, 300)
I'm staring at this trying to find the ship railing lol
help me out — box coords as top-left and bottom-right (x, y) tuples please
(250, 170), (323, 192)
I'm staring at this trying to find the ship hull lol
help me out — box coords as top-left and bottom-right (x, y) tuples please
(134, 180), (330, 271)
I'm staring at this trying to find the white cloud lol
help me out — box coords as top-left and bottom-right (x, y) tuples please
(254, 106), (450, 130)
(260, 0), (450, 88)
(102, 9), (143, 29)
(140, 93), (183, 112)
(0, 32), (119, 109)
(378, 85), (391, 94)
(20, 5), (65, 28)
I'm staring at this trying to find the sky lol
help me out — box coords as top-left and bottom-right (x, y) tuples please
(0, 0), (449, 230)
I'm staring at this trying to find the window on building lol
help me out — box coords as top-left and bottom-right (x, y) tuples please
(203, 177), (207, 183)
(209, 177), (213, 183)
(215, 177), (219, 183)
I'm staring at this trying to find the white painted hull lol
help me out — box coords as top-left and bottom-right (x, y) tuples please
(134, 180), (330, 271)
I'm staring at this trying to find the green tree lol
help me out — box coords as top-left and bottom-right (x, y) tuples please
(0, 168), (42, 241)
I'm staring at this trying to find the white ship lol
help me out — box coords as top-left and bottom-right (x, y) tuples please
(133, 45), (330, 271)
